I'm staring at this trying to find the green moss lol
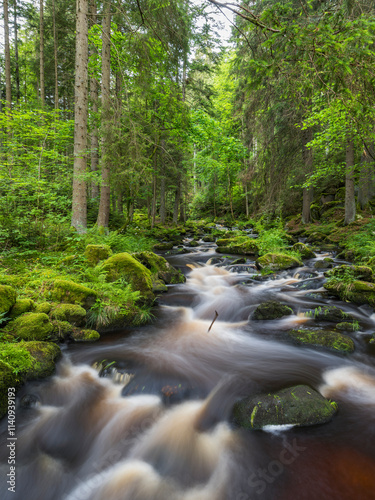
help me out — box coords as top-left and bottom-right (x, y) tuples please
(50, 279), (98, 309)
(4, 312), (53, 341)
(72, 329), (100, 342)
(292, 243), (316, 259)
(35, 302), (52, 314)
(0, 360), (19, 418)
(313, 306), (353, 323)
(0, 285), (17, 316)
(153, 242), (174, 251)
(84, 244), (112, 266)
(9, 299), (35, 319)
(151, 278), (168, 293)
(21, 341), (61, 378)
(256, 253), (302, 271)
(288, 328), (355, 353)
(202, 235), (215, 242)
(51, 320), (73, 340)
(102, 252), (154, 303)
(50, 303), (86, 326)
(132, 251), (185, 285)
(216, 237), (259, 256)
(232, 385), (337, 429)
(252, 301), (293, 320)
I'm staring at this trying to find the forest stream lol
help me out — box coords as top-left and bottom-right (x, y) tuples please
(1, 239), (375, 500)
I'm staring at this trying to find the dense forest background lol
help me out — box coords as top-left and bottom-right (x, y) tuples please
(1, 0), (375, 250)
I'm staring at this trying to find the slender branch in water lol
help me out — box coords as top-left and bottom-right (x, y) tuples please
(208, 310), (219, 332)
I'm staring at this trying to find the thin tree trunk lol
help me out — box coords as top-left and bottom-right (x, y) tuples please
(344, 138), (356, 225)
(89, 0), (99, 199)
(301, 127), (314, 224)
(52, 0), (59, 109)
(173, 181), (180, 224)
(39, 0), (45, 106)
(14, 0), (20, 103)
(71, 0), (89, 233)
(97, 0), (111, 229)
(4, 0), (11, 109)
(151, 172), (157, 228)
(358, 143), (375, 209)
(160, 175), (166, 224)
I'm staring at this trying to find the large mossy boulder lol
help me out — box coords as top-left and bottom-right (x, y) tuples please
(216, 238), (259, 256)
(9, 298), (35, 319)
(292, 242), (316, 259)
(153, 242), (174, 251)
(232, 385), (337, 429)
(50, 280), (98, 309)
(313, 306), (354, 323)
(325, 265), (374, 283)
(50, 303), (86, 326)
(51, 320), (74, 340)
(288, 328), (355, 353)
(84, 244), (112, 266)
(324, 279), (375, 307)
(252, 301), (293, 320)
(102, 252), (154, 303)
(35, 302), (52, 314)
(0, 285), (17, 316)
(5, 313), (53, 341)
(256, 253), (302, 271)
(132, 251), (185, 285)
(314, 258), (334, 270)
(22, 341), (61, 378)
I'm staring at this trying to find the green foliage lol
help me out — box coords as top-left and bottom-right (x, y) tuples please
(0, 344), (34, 376)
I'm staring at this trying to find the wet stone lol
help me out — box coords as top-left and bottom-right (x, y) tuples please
(252, 301), (294, 321)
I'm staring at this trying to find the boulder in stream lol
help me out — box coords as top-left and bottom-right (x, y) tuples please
(288, 328), (355, 353)
(4, 312), (53, 341)
(153, 241), (174, 251)
(256, 253), (302, 271)
(252, 301), (293, 320)
(132, 251), (185, 285)
(232, 385), (337, 429)
(292, 242), (316, 259)
(313, 306), (355, 323)
(324, 279), (375, 307)
(216, 238), (259, 256)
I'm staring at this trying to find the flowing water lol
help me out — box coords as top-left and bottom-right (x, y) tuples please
(2, 241), (375, 499)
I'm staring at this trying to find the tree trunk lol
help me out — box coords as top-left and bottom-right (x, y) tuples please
(301, 127), (314, 224)
(97, 0), (111, 229)
(173, 180), (181, 224)
(358, 143), (375, 209)
(14, 0), (20, 103)
(4, 0), (11, 109)
(344, 138), (356, 225)
(159, 175), (166, 224)
(39, 0), (45, 106)
(89, 0), (99, 199)
(151, 173), (157, 229)
(52, 0), (59, 109)
(71, 0), (89, 233)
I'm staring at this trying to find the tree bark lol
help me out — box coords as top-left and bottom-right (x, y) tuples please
(52, 0), (59, 109)
(71, 0), (89, 233)
(159, 175), (166, 224)
(301, 127), (314, 224)
(344, 138), (356, 225)
(4, 0), (12, 109)
(97, 0), (111, 229)
(173, 180), (181, 224)
(358, 143), (375, 209)
(39, 0), (45, 106)
(14, 0), (20, 103)
(89, 0), (99, 199)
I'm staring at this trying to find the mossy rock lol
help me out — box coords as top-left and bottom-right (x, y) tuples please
(252, 301), (293, 321)
(324, 279), (375, 307)
(0, 360), (20, 418)
(152, 278), (168, 293)
(153, 242), (174, 251)
(313, 306), (354, 323)
(35, 302), (52, 314)
(336, 322), (358, 332)
(9, 299), (35, 319)
(50, 280), (98, 309)
(22, 341), (61, 378)
(4, 313), (53, 341)
(132, 251), (185, 285)
(0, 285), (17, 316)
(51, 320), (74, 340)
(310, 204), (321, 220)
(50, 303), (86, 326)
(314, 258), (334, 270)
(72, 329), (100, 342)
(232, 385), (337, 430)
(288, 328), (355, 353)
(202, 235), (215, 242)
(84, 244), (112, 266)
(292, 243), (316, 259)
(102, 252), (154, 303)
(325, 265), (374, 283)
(216, 238), (259, 256)
(256, 253), (302, 271)
(188, 240), (200, 247)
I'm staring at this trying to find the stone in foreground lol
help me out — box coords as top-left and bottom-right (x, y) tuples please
(232, 385), (337, 429)
(252, 301), (293, 320)
(256, 253), (302, 271)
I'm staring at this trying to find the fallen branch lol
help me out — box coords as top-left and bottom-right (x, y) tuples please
(208, 310), (219, 333)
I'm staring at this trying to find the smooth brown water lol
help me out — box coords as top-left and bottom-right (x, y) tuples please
(1, 245), (375, 499)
